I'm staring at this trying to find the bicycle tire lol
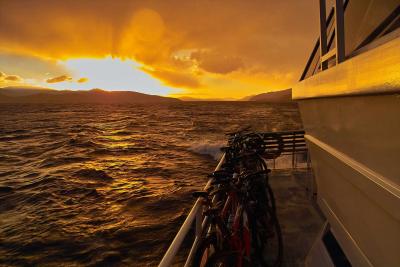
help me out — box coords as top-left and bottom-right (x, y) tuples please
(192, 234), (219, 267)
(252, 208), (283, 267)
(206, 250), (252, 267)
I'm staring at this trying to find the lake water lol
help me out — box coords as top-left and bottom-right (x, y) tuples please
(0, 102), (302, 266)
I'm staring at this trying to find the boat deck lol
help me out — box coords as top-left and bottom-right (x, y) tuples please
(167, 168), (324, 267)
(269, 169), (324, 267)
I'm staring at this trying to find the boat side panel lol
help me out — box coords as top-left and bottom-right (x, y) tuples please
(307, 140), (400, 267)
(298, 94), (400, 267)
(293, 33), (400, 99)
(298, 94), (400, 185)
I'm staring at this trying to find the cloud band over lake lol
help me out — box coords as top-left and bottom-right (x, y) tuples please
(0, 0), (319, 98)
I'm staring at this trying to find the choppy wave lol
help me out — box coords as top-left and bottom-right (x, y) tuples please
(188, 141), (226, 160)
(0, 102), (302, 266)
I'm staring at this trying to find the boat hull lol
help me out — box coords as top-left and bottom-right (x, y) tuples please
(294, 33), (400, 266)
(298, 93), (400, 267)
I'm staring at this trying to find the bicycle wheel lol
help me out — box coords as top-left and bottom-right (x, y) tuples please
(206, 250), (252, 267)
(252, 208), (283, 267)
(192, 234), (219, 267)
(203, 251), (236, 267)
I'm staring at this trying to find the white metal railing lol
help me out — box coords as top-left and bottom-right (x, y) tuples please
(158, 153), (226, 267)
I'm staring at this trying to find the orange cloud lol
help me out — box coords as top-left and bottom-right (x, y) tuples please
(4, 74), (22, 81)
(191, 51), (244, 74)
(0, 71), (23, 82)
(77, 77), (88, 83)
(0, 0), (319, 98)
(46, 75), (72, 83)
(142, 67), (200, 88)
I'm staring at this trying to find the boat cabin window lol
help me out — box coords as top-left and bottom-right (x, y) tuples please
(300, 0), (400, 81)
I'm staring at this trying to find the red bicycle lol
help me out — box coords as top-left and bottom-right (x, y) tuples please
(192, 129), (283, 267)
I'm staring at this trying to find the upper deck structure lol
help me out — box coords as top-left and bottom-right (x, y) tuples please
(293, 1), (400, 266)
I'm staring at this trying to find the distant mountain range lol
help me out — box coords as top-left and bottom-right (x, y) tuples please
(0, 87), (180, 103)
(0, 86), (54, 97)
(178, 89), (292, 102)
(0, 86), (293, 103)
(242, 89), (292, 102)
(179, 96), (236, 101)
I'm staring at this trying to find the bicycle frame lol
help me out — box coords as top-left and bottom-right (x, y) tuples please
(219, 184), (253, 267)
(191, 129), (283, 267)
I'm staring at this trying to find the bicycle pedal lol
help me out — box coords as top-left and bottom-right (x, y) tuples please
(203, 208), (220, 216)
(192, 191), (209, 198)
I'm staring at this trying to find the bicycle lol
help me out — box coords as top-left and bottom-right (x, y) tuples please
(192, 127), (283, 267)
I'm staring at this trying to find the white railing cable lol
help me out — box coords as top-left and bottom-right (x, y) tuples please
(158, 153), (226, 267)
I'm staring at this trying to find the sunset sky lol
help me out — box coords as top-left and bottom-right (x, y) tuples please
(0, 0), (319, 99)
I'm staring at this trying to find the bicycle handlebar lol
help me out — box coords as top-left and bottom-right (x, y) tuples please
(224, 130), (284, 160)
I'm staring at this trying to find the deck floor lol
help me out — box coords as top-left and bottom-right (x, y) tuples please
(269, 169), (324, 267)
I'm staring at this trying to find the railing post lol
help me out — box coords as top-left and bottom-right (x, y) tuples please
(335, 0), (345, 63)
(319, 0), (328, 70)
(183, 204), (204, 267)
(195, 202), (202, 238)
(159, 154), (226, 267)
(292, 134), (296, 169)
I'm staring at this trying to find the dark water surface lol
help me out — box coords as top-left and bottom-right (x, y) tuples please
(0, 102), (302, 266)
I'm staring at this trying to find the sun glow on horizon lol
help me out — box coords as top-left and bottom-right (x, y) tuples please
(0, 1), (318, 99)
(37, 56), (177, 96)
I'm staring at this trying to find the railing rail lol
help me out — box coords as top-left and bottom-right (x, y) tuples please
(158, 154), (226, 267)
(262, 130), (309, 169)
